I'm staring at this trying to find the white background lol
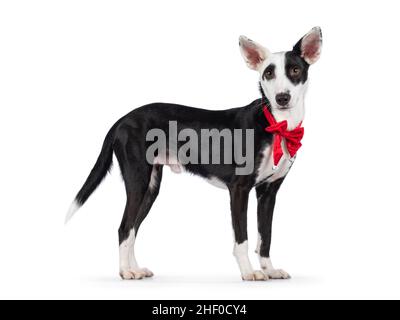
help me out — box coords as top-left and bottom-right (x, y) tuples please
(0, 0), (399, 300)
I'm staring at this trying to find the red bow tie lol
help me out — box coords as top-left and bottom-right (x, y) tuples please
(263, 106), (304, 166)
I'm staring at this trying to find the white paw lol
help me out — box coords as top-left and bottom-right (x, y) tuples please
(262, 268), (291, 279)
(242, 270), (269, 281)
(119, 268), (154, 280)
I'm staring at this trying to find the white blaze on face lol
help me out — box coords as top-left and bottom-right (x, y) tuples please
(261, 53), (289, 101)
(259, 52), (307, 130)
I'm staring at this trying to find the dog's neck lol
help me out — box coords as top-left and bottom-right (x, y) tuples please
(259, 85), (305, 130)
(272, 101), (305, 130)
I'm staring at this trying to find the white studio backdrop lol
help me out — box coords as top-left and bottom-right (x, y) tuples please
(0, 0), (399, 299)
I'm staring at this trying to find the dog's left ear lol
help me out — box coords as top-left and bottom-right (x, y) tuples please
(293, 27), (323, 65)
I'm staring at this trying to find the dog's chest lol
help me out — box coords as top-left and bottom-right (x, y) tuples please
(255, 140), (295, 185)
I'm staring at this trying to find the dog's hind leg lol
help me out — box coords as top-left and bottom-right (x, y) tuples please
(117, 164), (163, 280)
(114, 130), (163, 280)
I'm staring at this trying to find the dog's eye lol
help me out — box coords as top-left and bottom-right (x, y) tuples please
(290, 66), (301, 77)
(263, 67), (275, 80)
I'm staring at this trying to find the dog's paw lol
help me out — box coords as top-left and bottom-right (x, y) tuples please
(242, 270), (269, 281)
(262, 268), (291, 279)
(119, 268), (154, 280)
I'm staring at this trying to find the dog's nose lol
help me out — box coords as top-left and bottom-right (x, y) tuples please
(275, 93), (291, 107)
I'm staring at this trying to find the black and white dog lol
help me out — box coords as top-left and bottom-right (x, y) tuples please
(66, 27), (322, 281)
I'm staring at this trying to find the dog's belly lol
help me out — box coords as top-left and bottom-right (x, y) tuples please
(204, 176), (228, 189)
(153, 155), (228, 189)
(152, 144), (295, 190)
(255, 144), (295, 185)
(153, 154), (184, 173)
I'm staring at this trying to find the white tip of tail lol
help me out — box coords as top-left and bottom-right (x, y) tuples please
(65, 200), (80, 225)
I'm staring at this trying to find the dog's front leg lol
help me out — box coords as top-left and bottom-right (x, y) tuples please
(229, 184), (267, 281)
(255, 178), (290, 279)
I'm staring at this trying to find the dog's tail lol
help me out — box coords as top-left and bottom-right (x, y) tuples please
(65, 124), (118, 224)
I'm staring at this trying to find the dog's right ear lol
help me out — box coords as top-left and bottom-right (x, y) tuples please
(239, 36), (269, 71)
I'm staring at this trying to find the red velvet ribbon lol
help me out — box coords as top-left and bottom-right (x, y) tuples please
(263, 106), (304, 166)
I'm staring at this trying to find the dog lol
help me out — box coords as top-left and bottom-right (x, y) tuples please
(66, 27), (322, 281)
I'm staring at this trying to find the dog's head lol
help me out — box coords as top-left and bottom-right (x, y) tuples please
(239, 27), (322, 111)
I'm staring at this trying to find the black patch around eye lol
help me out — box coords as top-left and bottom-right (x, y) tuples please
(262, 64), (276, 81)
(285, 52), (309, 85)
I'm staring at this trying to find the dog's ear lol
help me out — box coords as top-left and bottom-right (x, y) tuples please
(239, 36), (270, 71)
(293, 27), (322, 65)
